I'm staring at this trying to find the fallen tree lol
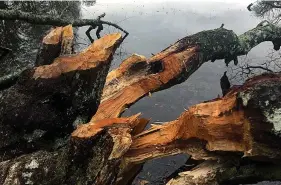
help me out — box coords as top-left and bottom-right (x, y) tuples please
(0, 26), (123, 161)
(3, 72), (281, 185)
(2, 21), (281, 185)
(92, 20), (281, 122)
(0, 8), (128, 89)
(0, 9), (128, 41)
(125, 73), (281, 163)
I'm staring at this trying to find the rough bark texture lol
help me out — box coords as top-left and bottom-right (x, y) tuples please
(2, 21), (281, 185)
(124, 73), (281, 164)
(167, 158), (281, 185)
(0, 115), (148, 185)
(0, 32), (122, 161)
(0, 9), (128, 35)
(92, 21), (281, 122)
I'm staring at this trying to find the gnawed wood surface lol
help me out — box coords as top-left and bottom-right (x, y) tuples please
(0, 31), (122, 161)
(124, 73), (281, 165)
(92, 21), (281, 122)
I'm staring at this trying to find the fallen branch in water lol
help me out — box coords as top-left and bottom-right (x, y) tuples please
(0, 9), (129, 42)
(92, 21), (281, 122)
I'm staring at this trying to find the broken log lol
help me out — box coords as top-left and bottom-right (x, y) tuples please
(125, 73), (281, 165)
(166, 158), (281, 185)
(0, 32), (122, 160)
(92, 21), (281, 122)
(0, 115), (148, 185)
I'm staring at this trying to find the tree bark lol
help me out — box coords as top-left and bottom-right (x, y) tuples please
(92, 21), (281, 122)
(0, 30), (122, 161)
(0, 115), (148, 185)
(166, 158), (281, 185)
(124, 73), (281, 163)
(0, 9), (128, 36)
(2, 22), (281, 185)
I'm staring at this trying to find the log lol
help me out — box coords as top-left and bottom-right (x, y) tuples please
(166, 158), (281, 185)
(92, 21), (281, 122)
(0, 9), (128, 38)
(0, 32), (123, 161)
(0, 115), (148, 185)
(125, 73), (281, 165)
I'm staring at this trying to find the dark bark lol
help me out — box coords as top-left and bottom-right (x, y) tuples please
(0, 114), (146, 185)
(2, 20), (281, 185)
(167, 158), (281, 185)
(0, 46), (11, 60)
(92, 21), (281, 122)
(35, 27), (63, 67)
(0, 9), (128, 37)
(0, 32), (122, 161)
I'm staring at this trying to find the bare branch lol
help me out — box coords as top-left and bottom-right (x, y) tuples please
(0, 9), (129, 39)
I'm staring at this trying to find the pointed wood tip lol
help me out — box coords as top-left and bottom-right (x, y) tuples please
(33, 33), (122, 79)
(71, 113), (147, 139)
(42, 27), (63, 45)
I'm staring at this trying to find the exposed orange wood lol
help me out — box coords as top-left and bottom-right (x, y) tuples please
(61, 25), (74, 55)
(72, 113), (149, 139)
(123, 73), (281, 164)
(42, 26), (63, 45)
(33, 33), (122, 79)
(36, 26), (64, 66)
(92, 47), (198, 122)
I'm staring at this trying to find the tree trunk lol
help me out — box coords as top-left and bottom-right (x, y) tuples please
(125, 73), (281, 164)
(2, 21), (281, 185)
(92, 21), (281, 122)
(0, 26), (122, 161)
(166, 158), (281, 185)
(0, 115), (148, 185)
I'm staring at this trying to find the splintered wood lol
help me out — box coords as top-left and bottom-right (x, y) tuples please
(72, 113), (149, 139)
(33, 33), (122, 79)
(92, 47), (198, 122)
(124, 73), (281, 164)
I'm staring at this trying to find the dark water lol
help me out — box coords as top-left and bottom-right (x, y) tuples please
(1, 1), (281, 185)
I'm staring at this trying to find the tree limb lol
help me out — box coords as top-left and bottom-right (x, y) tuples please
(124, 73), (281, 166)
(92, 21), (281, 122)
(0, 30), (123, 160)
(167, 158), (281, 185)
(0, 9), (129, 39)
